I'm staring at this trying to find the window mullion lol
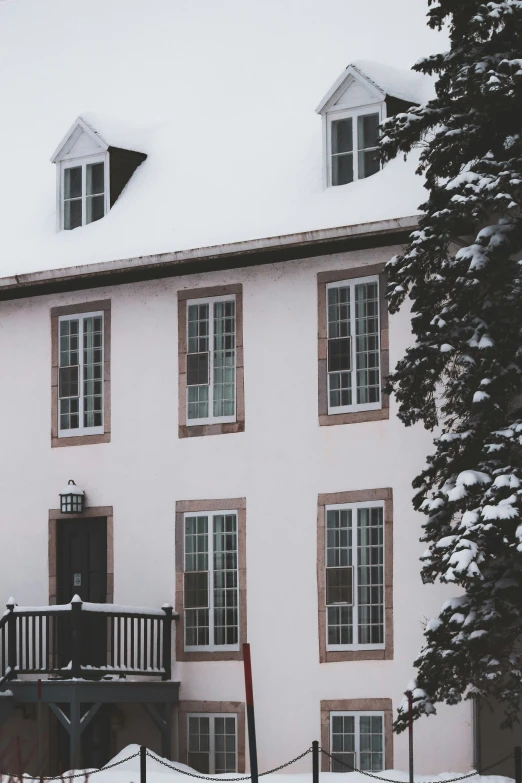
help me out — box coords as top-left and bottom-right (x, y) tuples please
(209, 515), (215, 649)
(210, 716), (216, 774)
(81, 163), (86, 227)
(353, 117), (359, 181)
(353, 507), (358, 646)
(350, 283), (357, 409)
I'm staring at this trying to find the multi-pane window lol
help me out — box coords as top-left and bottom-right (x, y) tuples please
(186, 296), (236, 424)
(63, 158), (105, 230)
(326, 502), (384, 649)
(58, 312), (104, 437)
(184, 511), (239, 650)
(330, 111), (381, 186)
(327, 276), (380, 413)
(330, 712), (384, 772)
(187, 714), (237, 774)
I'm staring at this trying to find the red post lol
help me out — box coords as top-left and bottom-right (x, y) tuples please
(407, 691), (414, 783)
(243, 643), (259, 783)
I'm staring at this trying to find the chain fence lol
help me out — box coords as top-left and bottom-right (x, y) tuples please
(320, 748), (516, 783)
(0, 743), (516, 783)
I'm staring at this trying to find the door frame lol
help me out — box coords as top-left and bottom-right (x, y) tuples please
(48, 505), (114, 605)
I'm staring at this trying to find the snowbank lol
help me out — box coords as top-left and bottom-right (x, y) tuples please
(41, 745), (514, 783)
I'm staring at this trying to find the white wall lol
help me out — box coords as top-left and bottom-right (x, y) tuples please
(0, 245), (472, 774)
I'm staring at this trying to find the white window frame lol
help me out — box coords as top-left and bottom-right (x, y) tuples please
(183, 509), (240, 653)
(329, 711), (385, 773)
(325, 102), (385, 187)
(186, 294), (237, 426)
(59, 152), (110, 231)
(186, 713), (238, 774)
(326, 275), (381, 415)
(325, 500), (385, 652)
(58, 310), (104, 439)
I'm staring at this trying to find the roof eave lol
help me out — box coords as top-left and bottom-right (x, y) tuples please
(0, 215), (420, 302)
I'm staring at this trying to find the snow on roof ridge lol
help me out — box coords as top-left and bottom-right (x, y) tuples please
(349, 59), (434, 105)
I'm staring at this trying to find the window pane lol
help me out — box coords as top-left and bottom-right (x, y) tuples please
(328, 337), (351, 373)
(187, 385), (209, 420)
(184, 572), (209, 609)
(359, 714), (384, 771)
(332, 119), (353, 154)
(64, 167), (82, 199)
(358, 507), (384, 644)
(328, 286), (352, 407)
(59, 366), (79, 400)
(326, 510), (353, 644)
(64, 199), (82, 230)
(215, 717), (236, 773)
(188, 304), (209, 354)
(326, 566), (353, 606)
(358, 114), (380, 151)
(188, 717), (210, 773)
(355, 282), (380, 404)
(213, 300), (236, 418)
(87, 162), (104, 195)
(185, 608), (209, 646)
(185, 516), (208, 572)
(331, 714), (355, 773)
(187, 352), (210, 386)
(358, 150), (380, 180)
(332, 153), (353, 186)
(86, 195), (104, 224)
(214, 514), (238, 645)
(83, 315), (104, 428)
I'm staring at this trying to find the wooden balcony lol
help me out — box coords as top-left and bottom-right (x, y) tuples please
(0, 596), (178, 682)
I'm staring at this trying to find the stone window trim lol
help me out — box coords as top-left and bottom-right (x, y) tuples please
(317, 263), (389, 426)
(51, 299), (111, 447)
(178, 284), (245, 438)
(317, 488), (393, 663)
(175, 498), (247, 661)
(179, 701), (246, 773)
(320, 699), (393, 772)
(48, 506), (114, 605)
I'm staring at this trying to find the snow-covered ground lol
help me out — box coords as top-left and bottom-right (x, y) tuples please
(36, 745), (514, 783)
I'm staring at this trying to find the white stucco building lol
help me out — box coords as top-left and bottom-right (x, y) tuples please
(0, 0), (508, 778)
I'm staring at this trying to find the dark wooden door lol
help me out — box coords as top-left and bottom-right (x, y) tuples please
(56, 518), (107, 667)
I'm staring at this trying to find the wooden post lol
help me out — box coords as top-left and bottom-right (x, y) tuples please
(243, 643), (259, 783)
(38, 678), (43, 780)
(515, 746), (521, 783)
(312, 740), (319, 783)
(140, 746), (147, 783)
(71, 596), (82, 679)
(6, 599), (16, 680)
(406, 691), (414, 783)
(162, 606), (173, 681)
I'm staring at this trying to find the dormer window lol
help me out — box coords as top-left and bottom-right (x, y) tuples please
(316, 61), (423, 189)
(51, 114), (147, 232)
(330, 110), (381, 186)
(63, 158), (106, 230)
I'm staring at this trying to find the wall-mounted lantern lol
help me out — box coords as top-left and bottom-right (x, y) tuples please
(60, 480), (85, 514)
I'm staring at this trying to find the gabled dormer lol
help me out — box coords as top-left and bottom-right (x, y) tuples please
(51, 115), (147, 231)
(316, 61), (421, 188)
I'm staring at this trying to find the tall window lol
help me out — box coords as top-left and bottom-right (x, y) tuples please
(184, 511), (239, 651)
(325, 501), (384, 649)
(330, 111), (380, 186)
(63, 157), (106, 230)
(330, 712), (384, 772)
(186, 296), (236, 425)
(327, 276), (380, 413)
(58, 311), (104, 437)
(187, 714), (237, 774)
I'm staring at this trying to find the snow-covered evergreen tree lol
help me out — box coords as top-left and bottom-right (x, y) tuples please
(379, 0), (522, 731)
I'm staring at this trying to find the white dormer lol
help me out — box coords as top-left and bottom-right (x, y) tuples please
(51, 115), (147, 231)
(316, 61), (422, 188)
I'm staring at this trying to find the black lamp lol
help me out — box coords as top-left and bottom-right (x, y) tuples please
(60, 480), (85, 514)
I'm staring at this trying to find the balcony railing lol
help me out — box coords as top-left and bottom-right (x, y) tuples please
(0, 597), (177, 684)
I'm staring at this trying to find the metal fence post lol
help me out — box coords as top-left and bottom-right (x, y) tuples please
(515, 745), (522, 783)
(243, 643), (259, 783)
(140, 746), (147, 783)
(406, 690), (414, 783)
(312, 740), (319, 783)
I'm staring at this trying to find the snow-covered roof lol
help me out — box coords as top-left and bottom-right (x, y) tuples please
(0, 0), (443, 280)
